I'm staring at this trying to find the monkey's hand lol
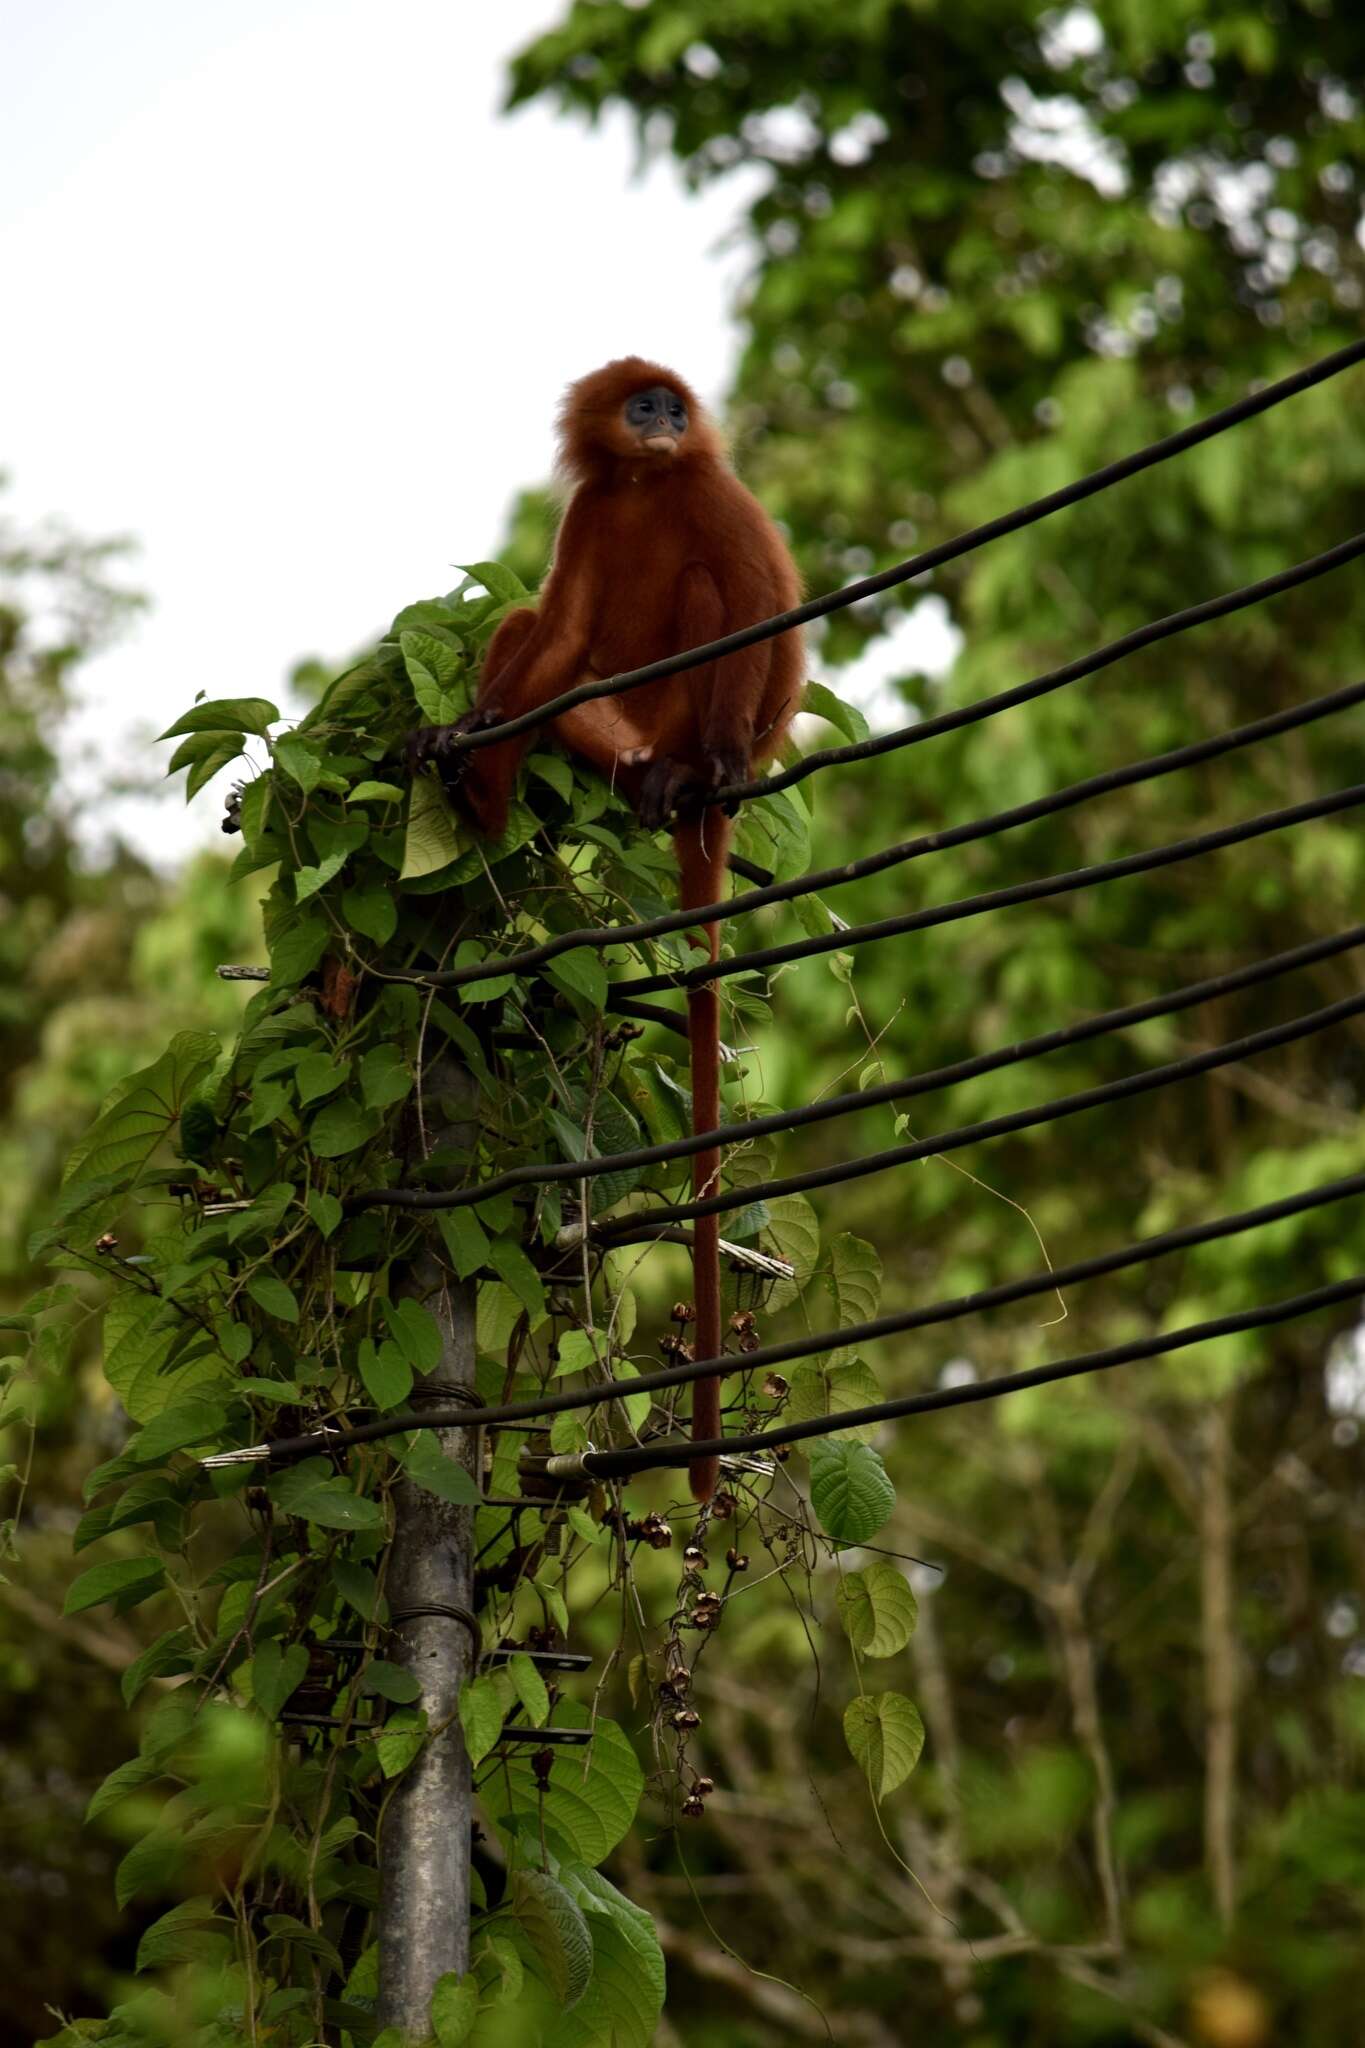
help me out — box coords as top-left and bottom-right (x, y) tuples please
(638, 756), (706, 833)
(704, 744), (750, 817)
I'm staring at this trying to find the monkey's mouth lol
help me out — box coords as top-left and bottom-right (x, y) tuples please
(641, 433), (680, 454)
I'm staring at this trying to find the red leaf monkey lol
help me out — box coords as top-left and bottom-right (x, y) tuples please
(410, 357), (804, 1500)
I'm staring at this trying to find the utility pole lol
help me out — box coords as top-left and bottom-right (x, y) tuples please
(377, 1063), (480, 2036)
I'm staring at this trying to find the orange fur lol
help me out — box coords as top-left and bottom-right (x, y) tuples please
(415, 358), (804, 1498)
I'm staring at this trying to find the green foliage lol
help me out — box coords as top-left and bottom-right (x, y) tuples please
(14, 551), (877, 2043)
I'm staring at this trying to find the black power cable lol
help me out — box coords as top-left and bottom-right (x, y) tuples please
(422, 339), (1365, 755)
(221, 1172), (1365, 1465)
(356, 925), (1365, 1215)
(574, 1275), (1365, 1480)
(595, 988), (1365, 1241)
(412, 652), (1365, 991)
(617, 782), (1365, 999)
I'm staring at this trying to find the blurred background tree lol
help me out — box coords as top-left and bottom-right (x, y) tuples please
(8, 3), (1365, 2042)
(0, 490), (260, 2042)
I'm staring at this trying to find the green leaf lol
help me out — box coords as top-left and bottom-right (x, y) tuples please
(430, 1971), (481, 2046)
(401, 628), (464, 723)
(803, 678), (870, 745)
(293, 850), (348, 901)
(507, 1652), (550, 1728)
(332, 1560), (382, 1622)
(270, 912), (331, 986)
(808, 1440), (895, 1545)
(762, 1194), (822, 1312)
(457, 560), (531, 604)
(159, 696), (279, 739)
(136, 1897), (232, 1973)
(402, 1435), (479, 1508)
(348, 780), (405, 804)
(556, 1865), (665, 2046)
(65, 1557), (165, 1616)
(376, 1708), (427, 1779)
(436, 1206), (489, 1280)
(835, 1564), (919, 1658)
(843, 1691), (925, 1797)
(386, 1297), (444, 1371)
(63, 1032), (219, 1190)
(308, 1189), (343, 1239)
(360, 1045), (413, 1110)
(485, 1703), (642, 1865)
(250, 1640), (309, 1719)
(823, 1232), (883, 1330)
(458, 1674), (506, 1767)
(363, 1658), (422, 1705)
(272, 733), (324, 793)
(786, 1357), (882, 1441)
(488, 1237), (546, 1319)
(546, 948), (608, 1008)
(402, 773), (466, 879)
(295, 1053), (350, 1105)
(122, 1627), (195, 1706)
(552, 1328), (604, 1380)
(528, 752), (574, 800)
(510, 1869), (594, 2008)
(358, 1337), (413, 1411)
(87, 1752), (161, 1823)
(246, 1273), (299, 1323)
(270, 1460), (387, 1531)
(309, 1097), (383, 1158)
(342, 884), (398, 945)
(129, 1397), (230, 1463)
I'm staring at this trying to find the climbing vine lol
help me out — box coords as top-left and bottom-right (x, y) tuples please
(14, 566), (920, 2047)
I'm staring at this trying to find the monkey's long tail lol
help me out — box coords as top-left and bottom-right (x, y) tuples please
(674, 811), (729, 1503)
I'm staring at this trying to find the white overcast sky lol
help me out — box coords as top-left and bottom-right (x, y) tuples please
(1, 0), (955, 863)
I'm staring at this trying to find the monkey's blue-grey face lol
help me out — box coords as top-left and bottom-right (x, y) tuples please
(624, 384), (688, 455)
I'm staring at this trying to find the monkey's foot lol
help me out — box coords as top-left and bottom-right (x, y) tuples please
(406, 706), (502, 793)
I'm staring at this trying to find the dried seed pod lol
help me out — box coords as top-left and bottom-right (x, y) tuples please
(710, 1490), (736, 1521)
(531, 1747), (555, 1790)
(682, 1544), (707, 1570)
(657, 1680), (679, 1706)
(672, 1302), (696, 1324)
(773, 1445), (792, 1463)
(739, 1332), (761, 1354)
(672, 1707), (702, 1731)
(691, 1608), (718, 1631)
(659, 1332), (689, 1361)
(725, 1548), (750, 1572)
(761, 1371), (788, 1398)
(667, 1662), (692, 1694)
(681, 1795), (705, 1818)
(694, 1775), (715, 1798)
(94, 1232), (118, 1254)
(730, 1310), (756, 1335)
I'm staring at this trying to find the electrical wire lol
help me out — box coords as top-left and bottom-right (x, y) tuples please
(423, 338), (1365, 754)
(356, 924), (1365, 1214)
(595, 987), (1365, 1241)
(415, 636), (1365, 991)
(219, 1172), (1365, 1465)
(617, 781), (1365, 998)
(574, 1275), (1365, 1480)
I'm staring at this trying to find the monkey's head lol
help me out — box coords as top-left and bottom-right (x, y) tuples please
(557, 356), (723, 481)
